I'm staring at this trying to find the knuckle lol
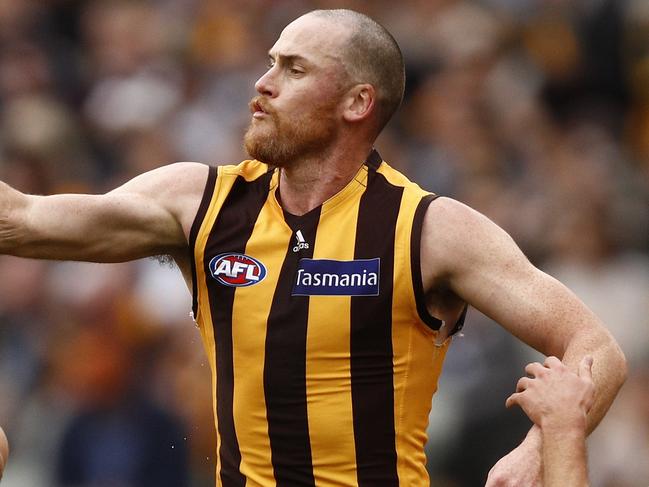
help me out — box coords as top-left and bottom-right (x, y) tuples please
(486, 469), (509, 486)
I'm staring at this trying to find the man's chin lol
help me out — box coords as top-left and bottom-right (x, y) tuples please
(244, 134), (280, 166)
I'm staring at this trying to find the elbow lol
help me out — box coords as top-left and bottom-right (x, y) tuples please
(0, 188), (30, 253)
(614, 341), (628, 390)
(604, 334), (628, 393)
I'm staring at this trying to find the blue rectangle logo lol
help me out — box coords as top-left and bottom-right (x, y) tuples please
(293, 258), (380, 296)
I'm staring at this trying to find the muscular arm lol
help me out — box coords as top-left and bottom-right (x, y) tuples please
(421, 197), (626, 485)
(0, 163), (209, 263)
(506, 356), (595, 487)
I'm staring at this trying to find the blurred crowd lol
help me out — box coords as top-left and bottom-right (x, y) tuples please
(0, 0), (647, 486)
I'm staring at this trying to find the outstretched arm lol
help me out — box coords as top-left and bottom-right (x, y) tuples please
(421, 197), (626, 486)
(0, 162), (209, 263)
(507, 356), (595, 487)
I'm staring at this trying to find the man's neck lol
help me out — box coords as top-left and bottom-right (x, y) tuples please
(277, 144), (373, 215)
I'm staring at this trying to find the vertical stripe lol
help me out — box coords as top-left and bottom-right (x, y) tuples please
(190, 165), (218, 318)
(305, 175), (367, 487)
(389, 189), (440, 487)
(192, 167), (222, 485)
(264, 208), (321, 487)
(231, 195), (293, 485)
(351, 169), (403, 486)
(205, 172), (273, 487)
(376, 163), (460, 486)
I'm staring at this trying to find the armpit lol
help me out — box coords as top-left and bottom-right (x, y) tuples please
(426, 287), (468, 344)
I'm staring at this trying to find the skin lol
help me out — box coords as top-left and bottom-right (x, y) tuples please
(506, 356), (595, 487)
(420, 197), (625, 486)
(0, 426), (8, 479)
(0, 12), (626, 486)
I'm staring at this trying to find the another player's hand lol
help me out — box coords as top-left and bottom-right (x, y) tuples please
(485, 426), (542, 487)
(0, 426), (8, 480)
(505, 356), (595, 431)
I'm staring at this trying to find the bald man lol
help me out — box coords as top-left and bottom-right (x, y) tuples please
(0, 9), (625, 487)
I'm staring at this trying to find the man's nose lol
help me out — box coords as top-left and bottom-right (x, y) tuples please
(255, 68), (278, 97)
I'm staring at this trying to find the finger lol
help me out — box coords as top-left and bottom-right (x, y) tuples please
(505, 392), (521, 409)
(544, 355), (562, 368)
(579, 355), (594, 380)
(524, 362), (544, 377)
(516, 376), (532, 393)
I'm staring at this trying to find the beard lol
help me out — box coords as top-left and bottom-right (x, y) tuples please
(244, 96), (338, 167)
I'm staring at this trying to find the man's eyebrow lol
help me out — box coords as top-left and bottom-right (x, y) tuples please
(268, 52), (311, 65)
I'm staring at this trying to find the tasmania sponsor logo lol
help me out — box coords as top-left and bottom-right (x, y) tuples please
(209, 253), (267, 287)
(293, 258), (380, 296)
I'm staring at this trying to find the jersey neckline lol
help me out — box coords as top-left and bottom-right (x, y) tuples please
(268, 149), (381, 223)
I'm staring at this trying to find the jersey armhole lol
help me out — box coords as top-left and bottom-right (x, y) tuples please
(411, 194), (470, 335)
(411, 194), (443, 331)
(189, 165), (218, 319)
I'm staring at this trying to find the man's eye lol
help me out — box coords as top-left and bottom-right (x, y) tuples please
(289, 68), (303, 75)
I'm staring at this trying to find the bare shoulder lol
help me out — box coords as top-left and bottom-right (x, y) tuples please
(112, 162), (210, 198)
(421, 196), (530, 292)
(112, 162), (211, 239)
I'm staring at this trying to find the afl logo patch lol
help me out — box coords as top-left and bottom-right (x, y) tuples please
(209, 253), (267, 287)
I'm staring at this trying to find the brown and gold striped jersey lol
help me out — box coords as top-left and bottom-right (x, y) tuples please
(189, 150), (463, 487)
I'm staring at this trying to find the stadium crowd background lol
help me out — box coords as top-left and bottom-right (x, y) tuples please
(0, 0), (647, 485)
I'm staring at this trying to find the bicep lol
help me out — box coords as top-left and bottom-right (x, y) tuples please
(422, 198), (603, 356)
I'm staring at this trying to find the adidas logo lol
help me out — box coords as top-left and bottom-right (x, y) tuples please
(293, 230), (310, 253)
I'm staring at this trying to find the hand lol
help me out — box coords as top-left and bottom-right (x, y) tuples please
(0, 426), (8, 479)
(506, 356), (595, 431)
(485, 426), (542, 487)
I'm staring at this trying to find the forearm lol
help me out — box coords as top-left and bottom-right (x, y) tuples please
(542, 423), (589, 487)
(560, 331), (626, 433)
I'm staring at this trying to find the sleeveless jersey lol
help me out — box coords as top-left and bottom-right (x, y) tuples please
(189, 150), (462, 487)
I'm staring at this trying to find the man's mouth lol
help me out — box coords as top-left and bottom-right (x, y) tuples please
(250, 98), (270, 119)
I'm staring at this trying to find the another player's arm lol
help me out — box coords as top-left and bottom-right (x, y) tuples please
(0, 425), (7, 480)
(421, 197), (626, 486)
(0, 162), (209, 263)
(506, 356), (595, 487)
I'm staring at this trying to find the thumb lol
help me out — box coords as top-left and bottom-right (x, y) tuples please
(579, 355), (593, 380)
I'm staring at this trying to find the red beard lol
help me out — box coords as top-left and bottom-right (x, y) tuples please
(244, 96), (339, 167)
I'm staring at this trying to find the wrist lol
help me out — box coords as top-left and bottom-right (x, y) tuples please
(520, 425), (543, 462)
(541, 414), (587, 437)
(524, 424), (543, 445)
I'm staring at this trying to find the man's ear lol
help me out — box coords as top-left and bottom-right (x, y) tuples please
(342, 84), (376, 123)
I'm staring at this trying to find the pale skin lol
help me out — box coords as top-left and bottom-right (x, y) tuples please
(0, 12), (626, 486)
(506, 356), (595, 487)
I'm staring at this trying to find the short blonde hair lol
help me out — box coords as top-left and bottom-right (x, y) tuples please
(309, 9), (406, 135)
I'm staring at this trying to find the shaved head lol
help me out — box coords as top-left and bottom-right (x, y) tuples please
(306, 9), (405, 134)
(245, 9), (406, 166)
